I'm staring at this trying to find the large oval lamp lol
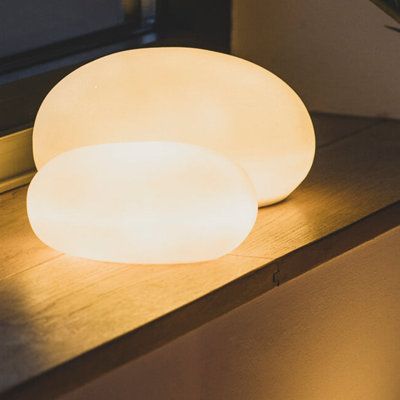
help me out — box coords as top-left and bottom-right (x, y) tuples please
(32, 47), (315, 206)
(27, 142), (258, 264)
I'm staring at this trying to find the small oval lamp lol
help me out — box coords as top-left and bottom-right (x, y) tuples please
(27, 142), (258, 264)
(33, 47), (315, 206)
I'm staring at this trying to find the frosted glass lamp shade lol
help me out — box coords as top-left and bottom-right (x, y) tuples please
(33, 47), (315, 206)
(27, 142), (258, 264)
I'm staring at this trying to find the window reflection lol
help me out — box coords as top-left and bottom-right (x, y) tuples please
(0, 0), (156, 59)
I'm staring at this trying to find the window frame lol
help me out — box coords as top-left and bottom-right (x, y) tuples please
(0, 0), (232, 193)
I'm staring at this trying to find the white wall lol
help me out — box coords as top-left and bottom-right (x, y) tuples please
(232, 0), (400, 119)
(62, 227), (400, 400)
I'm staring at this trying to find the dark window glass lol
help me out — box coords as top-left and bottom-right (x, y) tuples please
(0, 1), (126, 58)
(0, 0), (231, 136)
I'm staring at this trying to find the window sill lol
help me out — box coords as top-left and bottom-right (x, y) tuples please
(0, 113), (399, 399)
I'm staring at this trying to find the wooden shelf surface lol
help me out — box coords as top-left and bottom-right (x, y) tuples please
(0, 113), (399, 399)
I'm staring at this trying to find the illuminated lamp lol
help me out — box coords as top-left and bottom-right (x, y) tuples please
(32, 47), (315, 206)
(27, 142), (258, 264)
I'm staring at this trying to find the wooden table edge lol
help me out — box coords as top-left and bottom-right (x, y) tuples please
(2, 200), (400, 400)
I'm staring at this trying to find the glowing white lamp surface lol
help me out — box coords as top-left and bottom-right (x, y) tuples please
(27, 141), (258, 264)
(33, 47), (315, 207)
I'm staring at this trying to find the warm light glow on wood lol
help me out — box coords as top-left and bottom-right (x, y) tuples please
(27, 142), (258, 264)
(33, 47), (315, 206)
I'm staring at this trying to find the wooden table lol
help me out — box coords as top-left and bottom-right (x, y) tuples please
(0, 113), (399, 399)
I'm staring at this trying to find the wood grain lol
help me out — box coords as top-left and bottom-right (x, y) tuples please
(0, 117), (399, 399)
(233, 120), (400, 258)
(311, 112), (381, 147)
(0, 129), (35, 194)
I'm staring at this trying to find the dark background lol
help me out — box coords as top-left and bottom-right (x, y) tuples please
(1, 0), (398, 137)
(0, 0), (231, 136)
